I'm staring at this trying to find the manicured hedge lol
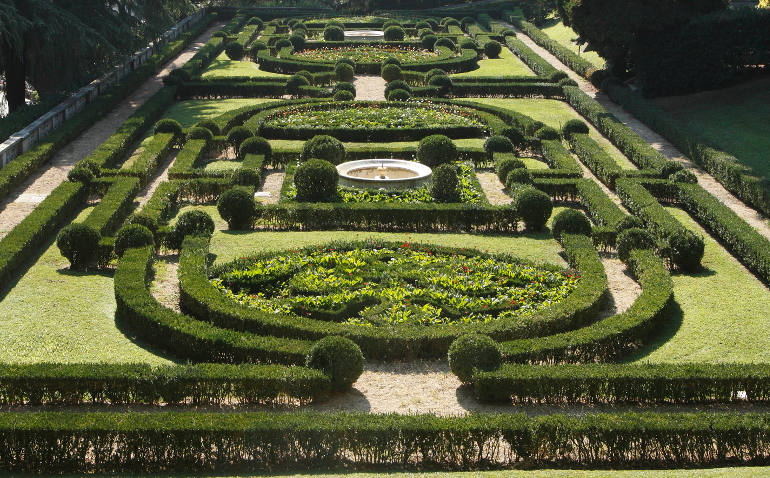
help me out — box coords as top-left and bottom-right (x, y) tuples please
(539, 139), (583, 177)
(510, 18), (597, 79)
(5, 411), (770, 472)
(505, 36), (559, 77)
(120, 133), (176, 186)
(0, 363), (329, 405)
(83, 177), (141, 237)
(168, 139), (209, 179)
(615, 178), (686, 241)
(568, 133), (623, 189)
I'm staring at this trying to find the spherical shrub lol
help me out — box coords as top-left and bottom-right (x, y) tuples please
(301, 135), (346, 164)
(57, 223), (101, 270)
(332, 81), (356, 96)
(305, 336), (364, 391)
(415, 20), (431, 30)
(249, 42), (267, 60)
(667, 229), (704, 272)
(248, 17), (263, 28)
(335, 57), (355, 69)
(381, 56), (402, 68)
(434, 37), (455, 50)
(275, 38), (292, 49)
(484, 40), (502, 58)
(615, 215), (645, 234)
(460, 38), (477, 50)
(187, 126), (214, 142)
(460, 17), (476, 29)
(418, 28), (433, 39)
(387, 88), (411, 101)
(324, 25), (344, 41)
(425, 18), (439, 29)
(196, 120), (220, 136)
(661, 161), (684, 178)
(114, 224), (154, 258)
(431, 163), (460, 202)
(217, 188), (257, 230)
(230, 168), (260, 186)
(293, 21), (307, 31)
(562, 119), (589, 139)
(417, 134), (457, 168)
(448, 334), (502, 384)
(512, 186), (552, 231)
(384, 25), (405, 41)
(286, 74), (310, 94)
(484, 135), (515, 154)
(333, 90), (355, 101)
(551, 209), (592, 241)
(428, 74), (453, 93)
(385, 79), (411, 95)
(163, 68), (190, 86)
(225, 42), (245, 60)
(294, 159), (339, 202)
(165, 210), (215, 250)
(535, 126), (560, 140)
(381, 64), (402, 82)
(382, 20), (401, 29)
(67, 166), (94, 184)
(495, 156), (525, 182)
(327, 20), (344, 29)
(505, 168), (533, 191)
(425, 68), (446, 82)
(501, 28), (516, 37)
(335, 63), (355, 82)
(421, 34), (438, 50)
(288, 34), (305, 51)
(671, 169), (697, 183)
(128, 213), (159, 237)
(616, 228), (657, 263)
(443, 18), (460, 27)
(239, 136), (272, 161)
(226, 126), (253, 149)
(500, 126), (527, 151)
(154, 119), (183, 137)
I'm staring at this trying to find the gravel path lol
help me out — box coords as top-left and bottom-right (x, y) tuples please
(135, 151), (177, 208)
(476, 170), (511, 205)
(505, 23), (770, 241)
(599, 255), (641, 319)
(353, 75), (386, 101)
(0, 21), (224, 241)
(256, 166), (285, 205)
(150, 254), (180, 313)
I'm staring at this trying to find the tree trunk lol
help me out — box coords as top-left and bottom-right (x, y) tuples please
(3, 43), (26, 113)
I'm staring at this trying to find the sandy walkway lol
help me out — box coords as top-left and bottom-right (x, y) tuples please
(353, 75), (386, 101)
(256, 166), (285, 205)
(150, 254), (180, 313)
(476, 170), (511, 205)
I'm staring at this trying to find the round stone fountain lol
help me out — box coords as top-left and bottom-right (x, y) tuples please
(337, 159), (432, 190)
(343, 30), (385, 41)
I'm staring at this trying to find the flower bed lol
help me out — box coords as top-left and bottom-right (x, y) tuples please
(210, 242), (579, 327)
(292, 45), (438, 63)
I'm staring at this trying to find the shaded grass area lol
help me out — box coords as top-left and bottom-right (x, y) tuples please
(464, 98), (636, 169)
(628, 208), (770, 364)
(0, 208), (171, 364)
(452, 46), (535, 78)
(202, 52), (290, 79)
(205, 160), (241, 173)
(162, 99), (280, 128)
(654, 77), (770, 181)
(539, 18), (606, 70)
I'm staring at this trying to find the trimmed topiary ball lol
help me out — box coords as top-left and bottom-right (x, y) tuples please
(335, 63), (355, 82)
(187, 127), (214, 142)
(381, 64), (402, 82)
(230, 168), (260, 186)
(535, 126), (560, 140)
(448, 334), (502, 384)
(154, 119), (183, 137)
(500, 126), (527, 151)
(382, 20), (401, 29)
(387, 88), (411, 101)
(196, 120), (220, 136)
(562, 119), (589, 139)
(385, 79), (411, 96)
(484, 40), (502, 58)
(217, 187), (258, 230)
(443, 18), (460, 27)
(418, 28), (433, 39)
(332, 81), (356, 96)
(57, 223), (101, 270)
(428, 74), (453, 94)
(128, 213), (159, 238)
(289, 34), (305, 51)
(382, 56), (402, 68)
(505, 168), (533, 191)
(460, 17), (476, 29)
(670, 169), (697, 183)
(165, 210), (215, 250)
(495, 156), (526, 182)
(425, 68), (446, 82)
(225, 42), (245, 60)
(415, 20), (431, 30)
(616, 227), (657, 263)
(324, 25), (344, 41)
(67, 166), (95, 184)
(238, 136), (272, 161)
(460, 38), (477, 50)
(431, 163), (460, 203)
(248, 17), (263, 28)
(286, 74), (310, 94)
(294, 159), (339, 202)
(305, 336), (364, 391)
(333, 90), (355, 101)
(275, 38), (292, 49)
(384, 25), (405, 41)
(163, 68), (190, 86)
(421, 34), (438, 50)
(434, 37), (456, 51)
(417, 134), (457, 168)
(484, 135), (515, 154)
(249, 42), (267, 60)
(226, 126), (253, 150)
(552, 209), (592, 241)
(512, 186), (552, 231)
(114, 224), (154, 258)
(666, 229), (705, 272)
(301, 135), (346, 164)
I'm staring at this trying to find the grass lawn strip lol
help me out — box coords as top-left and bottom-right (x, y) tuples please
(539, 18), (606, 70)
(202, 52), (290, 80)
(452, 46), (535, 78)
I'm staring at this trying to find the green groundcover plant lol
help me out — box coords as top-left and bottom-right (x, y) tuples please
(292, 45), (439, 63)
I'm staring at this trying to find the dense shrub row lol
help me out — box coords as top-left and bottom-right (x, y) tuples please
(83, 177), (141, 237)
(539, 140), (583, 177)
(505, 36), (559, 77)
(568, 133), (623, 188)
(117, 133), (177, 186)
(509, 17), (597, 79)
(168, 139), (209, 179)
(178, 81), (331, 100)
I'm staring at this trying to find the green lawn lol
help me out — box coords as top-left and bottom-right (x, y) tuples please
(463, 98), (635, 169)
(628, 208), (770, 363)
(0, 208), (171, 364)
(202, 52), (290, 79)
(204, 160), (241, 173)
(539, 18), (606, 70)
(162, 99), (280, 128)
(452, 46), (535, 78)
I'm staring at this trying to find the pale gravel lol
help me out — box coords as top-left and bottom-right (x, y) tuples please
(353, 75), (386, 101)
(257, 166), (285, 205)
(150, 254), (180, 313)
(476, 170), (512, 205)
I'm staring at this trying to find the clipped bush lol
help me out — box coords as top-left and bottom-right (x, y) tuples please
(230, 168), (260, 186)
(484, 40), (502, 58)
(114, 224), (154, 258)
(306, 336), (364, 391)
(226, 126), (253, 150)
(336, 58), (355, 69)
(671, 169), (697, 183)
(418, 28), (433, 39)
(384, 25), (405, 41)
(332, 81), (356, 96)
(238, 135), (271, 161)
(163, 68), (190, 86)
(294, 159), (339, 202)
(460, 38), (477, 50)
(431, 163), (460, 203)
(67, 166), (94, 184)
(286, 74), (310, 94)
(425, 68), (445, 82)
(128, 213), (159, 237)
(247, 17), (263, 28)
(154, 119), (183, 137)
(562, 119), (589, 139)
(434, 37), (455, 50)
(460, 17), (476, 29)
(387, 88), (411, 101)
(382, 20), (401, 29)
(616, 227), (657, 263)
(212, 30), (227, 38)
(501, 28), (516, 37)
(552, 209), (592, 241)
(415, 20), (431, 30)
(535, 126), (560, 140)
(442, 18), (460, 27)
(448, 334), (502, 384)
(381, 56), (402, 68)
(196, 120), (220, 136)
(417, 134), (457, 168)
(512, 186), (552, 231)
(335, 63), (355, 82)
(165, 210), (215, 250)
(275, 38), (292, 49)
(500, 126), (527, 151)
(428, 74), (453, 93)
(187, 127), (213, 142)
(301, 135), (346, 164)
(505, 168), (533, 191)
(333, 90), (355, 101)
(484, 135), (515, 154)
(495, 156), (525, 182)
(217, 188), (257, 230)
(384, 79), (411, 95)
(289, 34), (306, 51)
(661, 161), (685, 178)
(550, 71), (569, 82)
(421, 34), (438, 50)
(57, 223), (101, 270)
(381, 64), (402, 82)
(225, 42), (245, 60)
(666, 229), (705, 272)
(616, 215), (645, 233)
(326, 19), (344, 29)
(324, 25), (344, 41)
(249, 42), (267, 60)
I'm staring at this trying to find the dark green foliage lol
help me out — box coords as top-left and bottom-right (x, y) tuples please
(327, 20), (345, 29)
(421, 34), (438, 50)
(187, 127), (214, 142)
(294, 159), (339, 202)
(535, 126), (560, 140)
(616, 215), (645, 233)
(562, 119), (589, 139)
(512, 186), (552, 231)
(461, 16), (476, 29)
(230, 168), (260, 187)
(460, 38), (477, 50)
(324, 25), (344, 41)
(335, 63), (355, 82)
(218, 188), (257, 230)
(301, 135), (346, 165)
(154, 119), (183, 137)
(500, 127), (527, 151)
(332, 81), (356, 96)
(616, 227), (656, 263)
(286, 74), (311, 94)
(568, 133), (623, 188)
(387, 89), (411, 101)
(511, 18), (596, 78)
(385, 80), (411, 96)
(443, 17), (460, 27)
(661, 161), (685, 179)
(67, 167), (94, 184)
(213, 30), (227, 38)
(249, 42), (267, 59)
(275, 38), (292, 49)
(496, 156), (526, 182)
(484, 135), (515, 154)
(434, 37), (456, 50)
(289, 34), (306, 51)
(128, 213), (159, 237)
(671, 169), (697, 184)
(505, 168), (533, 191)
(665, 229), (705, 272)
(484, 40), (502, 58)
(448, 334), (502, 384)
(415, 20), (431, 30)
(382, 56), (402, 68)
(196, 120), (221, 136)
(425, 68), (445, 82)
(428, 74), (453, 94)
(384, 25), (405, 41)
(335, 58), (355, 69)
(382, 20), (401, 29)
(431, 164), (460, 203)
(417, 135), (457, 168)
(248, 17), (263, 28)
(333, 90), (355, 101)
(164, 68), (191, 86)
(381, 64), (402, 82)
(552, 209), (592, 241)
(226, 126), (253, 149)
(306, 336), (364, 390)
(225, 42), (245, 61)
(238, 136), (272, 161)
(165, 210), (215, 250)
(114, 224), (154, 258)
(56, 223), (101, 270)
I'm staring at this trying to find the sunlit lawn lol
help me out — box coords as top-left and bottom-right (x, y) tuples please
(452, 46), (535, 78)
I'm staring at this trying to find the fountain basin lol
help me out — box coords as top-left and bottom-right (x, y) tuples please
(337, 159), (432, 190)
(344, 30), (385, 41)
